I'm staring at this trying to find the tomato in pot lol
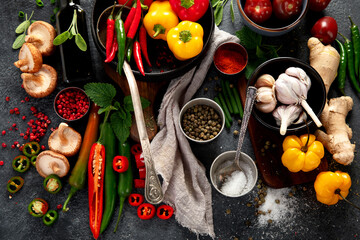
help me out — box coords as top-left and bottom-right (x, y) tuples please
(244, 0), (272, 24)
(311, 16), (338, 45)
(272, 0), (302, 21)
(308, 0), (331, 12)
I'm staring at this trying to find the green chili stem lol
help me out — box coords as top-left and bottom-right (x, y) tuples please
(114, 197), (125, 232)
(62, 187), (78, 212)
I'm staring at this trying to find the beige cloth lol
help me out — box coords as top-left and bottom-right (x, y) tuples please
(150, 26), (240, 238)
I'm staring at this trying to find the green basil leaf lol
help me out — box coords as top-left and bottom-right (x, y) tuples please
(214, 4), (223, 26)
(75, 34), (87, 51)
(230, 0), (235, 22)
(84, 82), (117, 108)
(53, 31), (70, 45)
(15, 20), (30, 34)
(110, 111), (132, 144)
(12, 34), (26, 49)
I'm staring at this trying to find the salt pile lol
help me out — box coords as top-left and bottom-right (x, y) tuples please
(220, 162), (253, 196)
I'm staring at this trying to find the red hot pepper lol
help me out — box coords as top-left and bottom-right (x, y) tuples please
(139, 25), (152, 67)
(112, 155), (129, 173)
(137, 203), (156, 220)
(105, 36), (118, 63)
(134, 179), (145, 188)
(106, 3), (117, 59)
(128, 193), (144, 206)
(135, 154), (145, 168)
(139, 167), (146, 179)
(157, 205), (174, 220)
(131, 143), (142, 155)
(124, 5), (137, 34)
(127, 0), (142, 39)
(134, 40), (145, 76)
(88, 142), (106, 239)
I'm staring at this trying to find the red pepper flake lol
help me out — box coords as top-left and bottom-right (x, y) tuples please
(22, 116), (26, 120)
(0, 161), (3, 166)
(9, 109), (14, 114)
(2, 130), (5, 135)
(25, 97), (30, 102)
(2, 143), (7, 148)
(41, 145), (46, 150)
(5, 97), (10, 101)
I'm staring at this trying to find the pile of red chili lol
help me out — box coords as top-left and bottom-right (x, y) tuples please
(213, 43), (247, 75)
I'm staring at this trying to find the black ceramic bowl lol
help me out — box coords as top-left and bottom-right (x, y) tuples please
(248, 57), (326, 133)
(91, 1), (214, 81)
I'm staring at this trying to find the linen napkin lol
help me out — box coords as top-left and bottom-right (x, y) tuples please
(150, 26), (240, 238)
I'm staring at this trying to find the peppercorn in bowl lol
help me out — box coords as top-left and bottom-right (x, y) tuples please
(179, 98), (225, 143)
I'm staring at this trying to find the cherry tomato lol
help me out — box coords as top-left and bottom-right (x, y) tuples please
(272, 0), (302, 21)
(244, 0), (272, 24)
(308, 0), (331, 12)
(311, 16), (338, 45)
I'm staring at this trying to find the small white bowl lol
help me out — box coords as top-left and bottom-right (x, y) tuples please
(179, 98), (225, 143)
(210, 151), (258, 197)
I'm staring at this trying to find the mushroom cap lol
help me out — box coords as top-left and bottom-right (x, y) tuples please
(21, 64), (57, 98)
(48, 122), (82, 157)
(25, 21), (56, 56)
(36, 150), (70, 178)
(14, 43), (43, 73)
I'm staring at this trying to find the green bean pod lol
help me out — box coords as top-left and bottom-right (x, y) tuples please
(224, 80), (239, 114)
(220, 80), (234, 114)
(349, 16), (360, 76)
(214, 97), (231, 128)
(335, 39), (347, 95)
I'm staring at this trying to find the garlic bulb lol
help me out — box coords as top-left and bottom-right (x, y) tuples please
(255, 74), (277, 113)
(272, 105), (303, 135)
(275, 67), (322, 127)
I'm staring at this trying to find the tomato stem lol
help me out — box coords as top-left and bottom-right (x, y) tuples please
(335, 189), (360, 211)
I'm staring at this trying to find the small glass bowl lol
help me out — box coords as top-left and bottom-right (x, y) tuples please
(213, 42), (248, 75)
(54, 87), (90, 122)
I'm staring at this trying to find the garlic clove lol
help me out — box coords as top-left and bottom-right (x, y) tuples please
(285, 67), (311, 91)
(255, 74), (275, 88)
(272, 105), (303, 135)
(255, 86), (277, 113)
(256, 99), (277, 113)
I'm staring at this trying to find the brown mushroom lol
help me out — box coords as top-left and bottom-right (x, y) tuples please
(21, 64), (57, 98)
(14, 43), (43, 73)
(48, 122), (82, 157)
(25, 21), (56, 56)
(36, 150), (70, 178)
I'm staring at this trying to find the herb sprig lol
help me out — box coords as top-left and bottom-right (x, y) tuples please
(84, 83), (150, 143)
(236, 26), (281, 79)
(53, 10), (87, 51)
(12, 11), (34, 49)
(212, 0), (235, 26)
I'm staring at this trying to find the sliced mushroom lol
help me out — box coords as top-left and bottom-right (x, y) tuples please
(25, 21), (56, 56)
(21, 64), (57, 98)
(14, 43), (43, 73)
(48, 122), (82, 157)
(36, 150), (70, 178)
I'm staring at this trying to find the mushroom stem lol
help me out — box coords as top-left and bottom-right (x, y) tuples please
(14, 59), (29, 68)
(51, 162), (60, 175)
(21, 73), (43, 84)
(25, 34), (44, 45)
(58, 123), (69, 144)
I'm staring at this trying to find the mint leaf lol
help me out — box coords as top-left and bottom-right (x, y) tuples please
(111, 111), (132, 143)
(236, 26), (261, 50)
(124, 96), (151, 112)
(84, 83), (116, 108)
(244, 58), (266, 80)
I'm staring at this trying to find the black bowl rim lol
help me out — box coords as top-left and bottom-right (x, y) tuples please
(247, 57), (326, 132)
(91, 1), (215, 82)
(237, 0), (309, 33)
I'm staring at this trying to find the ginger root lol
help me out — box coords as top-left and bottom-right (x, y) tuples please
(308, 37), (355, 165)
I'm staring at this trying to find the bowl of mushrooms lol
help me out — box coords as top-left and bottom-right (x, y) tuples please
(250, 57), (326, 135)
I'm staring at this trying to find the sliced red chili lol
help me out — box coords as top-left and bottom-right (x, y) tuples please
(12, 155), (30, 173)
(7, 176), (24, 194)
(138, 167), (146, 179)
(28, 198), (49, 217)
(112, 155), (129, 173)
(134, 179), (145, 188)
(128, 193), (144, 206)
(137, 203), (155, 220)
(131, 143), (142, 155)
(135, 154), (145, 169)
(157, 205), (174, 220)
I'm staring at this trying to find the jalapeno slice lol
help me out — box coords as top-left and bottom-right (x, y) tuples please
(43, 174), (62, 194)
(28, 198), (49, 217)
(23, 141), (40, 157)
(42, 210), (58, 226)
(12, 155), (30, 173)
(7, 176), (24, 194)
(30, 155), (37, 167)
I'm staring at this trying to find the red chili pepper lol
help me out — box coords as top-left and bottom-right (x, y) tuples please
(127, 0), (142, 39)
(124, 5), (137, 34)
(134, 179), (145, 188)
(106, 3), (117, 59)
(131, 144), (142, 155)
(138, 167), (146, 179)
(139, 25), (152, 67)
(88, 142), (106, 239)
(137, 203), (156, 220)
(134, 40), (145, 76)
(157, 205), (174, 220)
(128, 193), (144, 206)
(104, 36), (118, 63)
(135, 154), (145, 168)
(112, 155), (129, 173)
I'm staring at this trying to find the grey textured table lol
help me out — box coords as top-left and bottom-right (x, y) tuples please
(1, 1), (360, 239)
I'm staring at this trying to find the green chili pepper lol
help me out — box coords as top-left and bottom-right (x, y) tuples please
(100, 123), (118, 234)
(127, 38), (134, 63)
(115, 11), (126, 74)
(28, 198), (49, 217)
(30, 155), (37, 167)
(339, 33), (360, 93)
(7, 176), (24, 194)
(43, 174), (62, 194)
(12, 155), (30, 173)
(114, 140), (133, 232)
(42, 210), (58, 226)
(22, 141), (40, 157)
(349, 16), (360, 77)
(335, 39), (347, 95)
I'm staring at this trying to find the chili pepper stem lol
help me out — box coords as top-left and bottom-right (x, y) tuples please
(62, 187), (78, 212)
(98, 109), (112, 144)
(301, 120), (310, 152)
(335, 189), (360, 211)
(114, 197), (125, 232)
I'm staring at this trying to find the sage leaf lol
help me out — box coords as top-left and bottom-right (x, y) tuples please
(12, 33), (26, 49)
(214, 4), (223, 26)
(53, 31), (70, 45)
(211, 0), (220, 7)
(15, 20), (30, 34)
(230, 0), (235, 22)
(71, 25), (77, 36)
(75, 34), (87, 51)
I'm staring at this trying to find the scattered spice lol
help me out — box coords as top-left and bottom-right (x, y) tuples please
(2, 130), (6, 135)
(2, 143), (7, 148)
(6, 97), (10, 101)
(226, 209), (231, 214)
(233, 130), (239, 136)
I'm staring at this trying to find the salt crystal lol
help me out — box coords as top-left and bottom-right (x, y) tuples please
(221, 170), (247, 196)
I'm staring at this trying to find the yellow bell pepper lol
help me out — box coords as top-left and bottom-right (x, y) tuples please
(314, 171), (351, 205)
(281, 134), (324, 172)
(167, 21), (204, 61)
(143, 1), (179, 41)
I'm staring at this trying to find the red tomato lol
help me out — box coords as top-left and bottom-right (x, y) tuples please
(118, 0), (153, 8)
(308, 0), (331, 12)
(169, 0), (209, 22)
(272, 0), (302, 21)
(244, 0), (272, 24)
(311, 16), (338, 45)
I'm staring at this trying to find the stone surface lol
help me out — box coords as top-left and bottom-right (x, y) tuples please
(1, 0), (360, 240)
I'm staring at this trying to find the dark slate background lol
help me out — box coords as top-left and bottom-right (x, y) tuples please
(1, 0), (360, 239)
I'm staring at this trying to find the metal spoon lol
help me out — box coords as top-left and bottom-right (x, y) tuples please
(123, 62), (164, 205)
(216, 86), (257, 188)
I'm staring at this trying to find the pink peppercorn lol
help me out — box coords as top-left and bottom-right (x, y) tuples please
(1, 130), (5, 135)
(5, 97), (10, 101)
(0, 161), (3, 166)
(2, 143), (7, 148)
